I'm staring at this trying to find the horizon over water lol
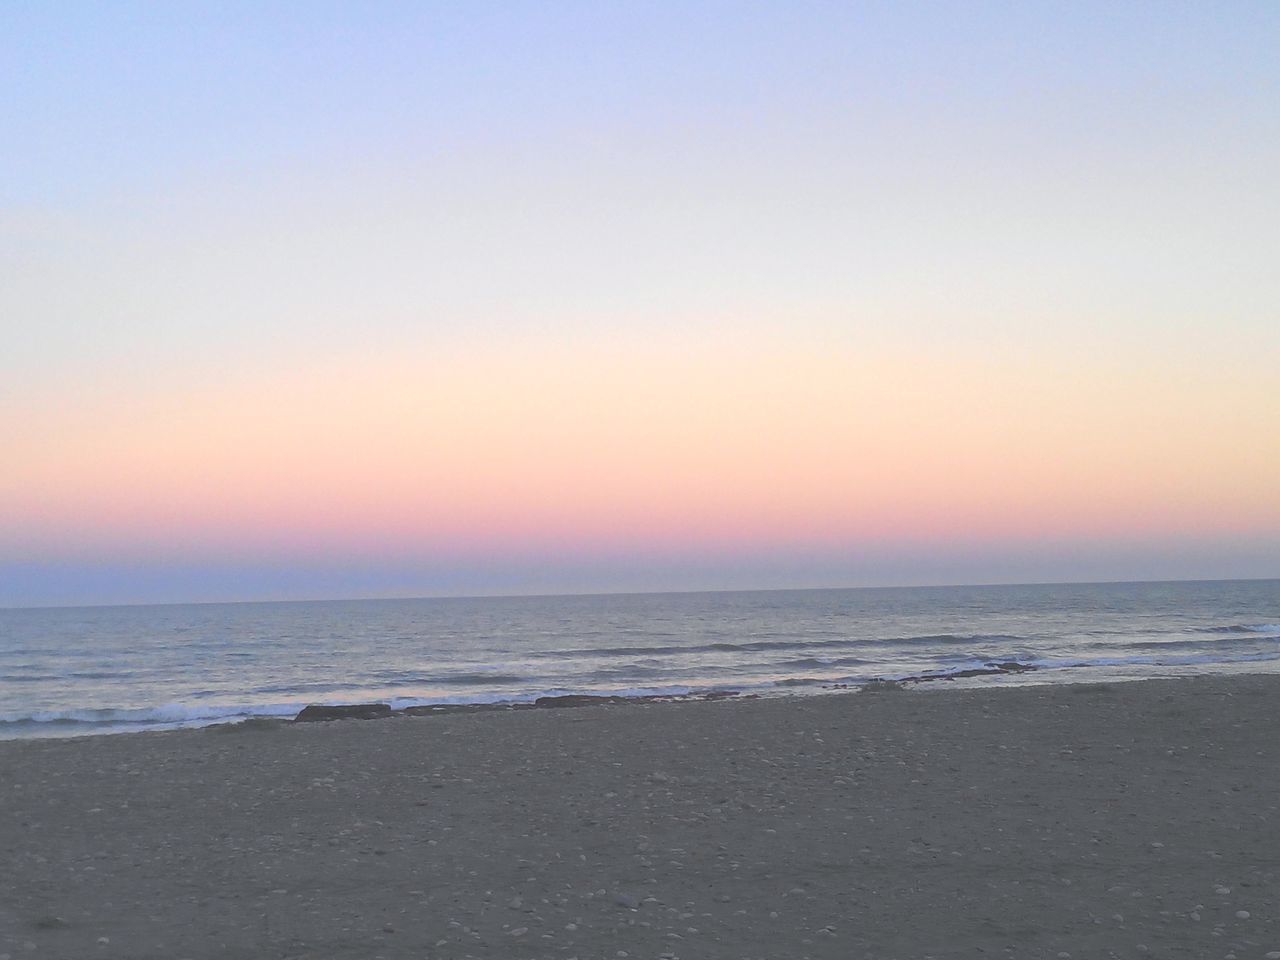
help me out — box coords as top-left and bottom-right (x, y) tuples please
(5, 573), (1276, 613)
(1, 578), (1277, 740)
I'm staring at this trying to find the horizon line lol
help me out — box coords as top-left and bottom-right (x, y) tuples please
(4, 574), (1276, 614)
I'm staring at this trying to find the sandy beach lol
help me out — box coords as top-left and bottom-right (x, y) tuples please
(3, 675), (1279, 960)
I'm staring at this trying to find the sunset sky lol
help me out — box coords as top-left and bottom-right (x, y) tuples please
(3, 3), (1278, 606)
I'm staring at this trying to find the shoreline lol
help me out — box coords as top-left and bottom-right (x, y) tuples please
(16, 656), (1280, 742)
(284, 659), (1040, 724)
(4, 673), (1280, 958)
(1, 656), (1054, 741)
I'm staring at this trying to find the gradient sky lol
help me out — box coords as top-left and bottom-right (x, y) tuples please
(3, 2), (1278, 606)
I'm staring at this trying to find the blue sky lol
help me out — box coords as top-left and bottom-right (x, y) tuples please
(3, 2), (1278, 605)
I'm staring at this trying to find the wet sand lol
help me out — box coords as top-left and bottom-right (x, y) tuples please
(3, 675), (1279, 960)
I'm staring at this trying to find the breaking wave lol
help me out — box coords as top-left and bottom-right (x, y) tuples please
(1198, 623), (1280, 634)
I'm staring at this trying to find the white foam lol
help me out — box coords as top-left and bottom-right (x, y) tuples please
(0, 701), (304, 729)
(387, 684), (701, 710)
(1033, 649), (1280, 670)
(0, 684), (729, 736)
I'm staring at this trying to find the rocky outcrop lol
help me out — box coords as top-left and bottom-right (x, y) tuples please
(292, 689), (747, 722)
(897, 661), (1038, 684)
(294, 703), (393, 722)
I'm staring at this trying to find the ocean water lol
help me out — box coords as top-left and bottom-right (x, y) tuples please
(1, 579), (1277, 739)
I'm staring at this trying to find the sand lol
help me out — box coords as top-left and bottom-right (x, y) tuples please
(2, 675), (1279, 960)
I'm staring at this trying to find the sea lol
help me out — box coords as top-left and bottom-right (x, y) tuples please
(1, 579), (1277, 739)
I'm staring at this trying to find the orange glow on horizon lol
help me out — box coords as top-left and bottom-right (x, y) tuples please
(3, 329), (1278, 561)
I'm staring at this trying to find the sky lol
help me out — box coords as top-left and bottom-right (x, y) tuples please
(2, 2), (1278, 607)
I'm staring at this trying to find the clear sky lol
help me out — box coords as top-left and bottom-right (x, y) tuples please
(3, 2), (1278, 606)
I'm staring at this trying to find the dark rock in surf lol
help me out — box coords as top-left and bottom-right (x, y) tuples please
(991, 661), (1036, 673)
(894, 661), (1038, 684)
(294, 703), (393, 723)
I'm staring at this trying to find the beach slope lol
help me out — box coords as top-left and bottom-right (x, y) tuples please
(3, 675), (1279, 959)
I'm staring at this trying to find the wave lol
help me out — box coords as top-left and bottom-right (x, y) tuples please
(1198, 623), (1280, 634)
(846, 645), (1280, 686)
(769, 658), (1039, 688)
(0, 701), (305, 730)
(1122, 635), (1280, 651)
(1, 675), (68, 683)
(1032, 648), (1280, 671)
(859, 645), (1280, 685)
(249, 672), (530, 695)
(774, 655), (874, 669)
(891, 634), (1022, 647)
(531, 633), (1022, 661)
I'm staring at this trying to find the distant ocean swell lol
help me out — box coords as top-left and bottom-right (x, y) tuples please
(1198, 623), (1280, 633)
(529, 633), (1024, 659)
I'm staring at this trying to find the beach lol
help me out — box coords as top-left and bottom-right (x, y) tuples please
(3, 675), (1279, 960)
